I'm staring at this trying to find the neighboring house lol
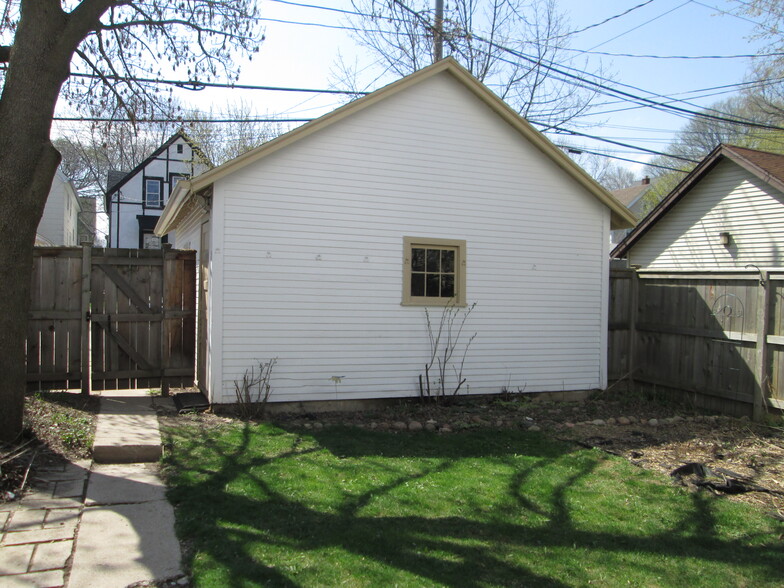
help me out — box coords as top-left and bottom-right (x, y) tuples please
(156, 58), (635, 406)
(36, 169), (81, 246)
(609, 177), (650, 246)
(106, 131), (207, 248)
(613, 144), (784, 269)
(77, 196), (97, 245)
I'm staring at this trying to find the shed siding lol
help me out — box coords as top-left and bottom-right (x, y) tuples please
(212, 73), (609, 403)
(629, 160), (784, 269)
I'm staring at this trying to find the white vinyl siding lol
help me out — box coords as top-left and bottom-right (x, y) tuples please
(37, 171), (79, 246)
(629, 160), (784, 269)
(209, 72), (610, 403)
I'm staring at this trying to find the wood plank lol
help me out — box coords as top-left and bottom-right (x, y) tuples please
(81, 245), (91, 395)
(636, 322), (757, 343)
(93, 318), (154, 371)
(93, 257), (164, 266)
(754, 271), (771, 421)
(96, 263), (156, 313)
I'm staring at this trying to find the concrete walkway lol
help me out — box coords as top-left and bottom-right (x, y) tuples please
(0, 391), (185, 588)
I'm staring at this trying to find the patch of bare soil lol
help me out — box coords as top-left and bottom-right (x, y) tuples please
(1, 392), (99, 502)
(160, 388), (784, 519)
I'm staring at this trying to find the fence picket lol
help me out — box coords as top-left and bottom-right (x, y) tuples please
(27, 246), (195, 392)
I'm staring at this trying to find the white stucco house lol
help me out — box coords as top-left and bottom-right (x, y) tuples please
(156, 58), (635, 406)
(612, 144), (784, 269)
(36, 170), (81, 246)
(106, 131), (207, 249)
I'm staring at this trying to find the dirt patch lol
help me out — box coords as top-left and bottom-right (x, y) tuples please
(1, 392), (99, 502)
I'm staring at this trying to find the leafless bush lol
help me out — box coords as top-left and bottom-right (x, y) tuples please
(233, 358), (277, 420)
(419, 302), (477, 401)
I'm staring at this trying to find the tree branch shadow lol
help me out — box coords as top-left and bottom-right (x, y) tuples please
(162, 422), (784, 587)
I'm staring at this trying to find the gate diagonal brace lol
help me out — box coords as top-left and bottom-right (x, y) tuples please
(93, 317), (154, 371)
(95, 262), (158, 313)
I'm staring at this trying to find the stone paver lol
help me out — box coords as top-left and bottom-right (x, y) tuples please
(2, 569), (65, 587)
(52, 480), (85, 499)
(1, 526), (76, 547)
(0, 543), (36, 574)
(30, 540), (74, 572)
(69, 499), (182, 587)
(93, 396), (162, 463)
(43, 509), (81, 531)
(6, 509), (47, 532)
(85, 464), (166, 506)
(1, 391), (180, 588)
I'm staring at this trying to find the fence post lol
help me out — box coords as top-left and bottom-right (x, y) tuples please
(80, 241), (92, 395)
(628, 271), (639, 391)
(753, 270), (771, 421)
(160, 243), (172, 396)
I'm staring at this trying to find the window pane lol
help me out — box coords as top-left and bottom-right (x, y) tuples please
(441, 275), (455, 298)
(426, 249), (440, 272)
(412, 248), (426, 272)
(442, 250), (455, 273)
(426, 274), (440, 297)
(411, 273), (425, 296)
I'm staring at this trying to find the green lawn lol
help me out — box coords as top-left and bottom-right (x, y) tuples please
(162, 421), (784, 587)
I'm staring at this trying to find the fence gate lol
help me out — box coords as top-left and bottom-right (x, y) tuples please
(27, 246), (196, 392)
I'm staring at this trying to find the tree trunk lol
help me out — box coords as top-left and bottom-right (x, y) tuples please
(0, 0), (105, 442)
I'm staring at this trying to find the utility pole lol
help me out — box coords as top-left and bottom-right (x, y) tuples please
(434, 0), (444, 62)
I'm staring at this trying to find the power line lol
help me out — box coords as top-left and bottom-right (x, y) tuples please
(63, 71), (368, 95)
(585, 0), (692, 51)
(54, 116), (313, 123)
(469, 34), (784, 133)
(543, 126), (701, 163)
(554, 1), (658, 40)
(558, 47), (784, 60)
(554, 144), (688, 172)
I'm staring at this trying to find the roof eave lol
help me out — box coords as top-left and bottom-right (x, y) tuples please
(611, 145), (727, 258)
(166, 57), (636, 232)
(155, 180), (192, 236)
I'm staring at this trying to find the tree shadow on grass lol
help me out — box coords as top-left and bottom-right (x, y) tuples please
(162, 423), (784, 587)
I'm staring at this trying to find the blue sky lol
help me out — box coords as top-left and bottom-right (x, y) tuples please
(224, 0), (772, 173)
(56, 0), (774, 175)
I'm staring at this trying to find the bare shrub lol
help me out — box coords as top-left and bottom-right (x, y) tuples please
(233, 359), (277, 420)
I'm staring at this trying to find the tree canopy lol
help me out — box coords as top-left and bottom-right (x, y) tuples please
(0, 0), (264, 442)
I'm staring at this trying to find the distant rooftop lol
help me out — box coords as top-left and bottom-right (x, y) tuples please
(611, 177), (651, 208)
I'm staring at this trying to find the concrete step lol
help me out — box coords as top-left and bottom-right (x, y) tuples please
(92, 396), (162, 464)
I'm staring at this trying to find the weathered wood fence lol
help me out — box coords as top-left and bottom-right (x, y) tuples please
(610, 268), (784, 419)
(27, 245), (196, 392)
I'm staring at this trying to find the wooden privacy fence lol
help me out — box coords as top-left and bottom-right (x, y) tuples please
(27, 245), (196, 392)
(609, 268), (784, 419)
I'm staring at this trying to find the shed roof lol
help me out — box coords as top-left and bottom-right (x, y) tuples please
(611, 144), (784, 258)
(156, 58), (636, 236)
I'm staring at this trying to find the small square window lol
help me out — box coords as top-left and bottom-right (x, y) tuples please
(403, 237), (466, 306)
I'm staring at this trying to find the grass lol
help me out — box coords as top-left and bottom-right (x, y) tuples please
(162, 421), (784, 587)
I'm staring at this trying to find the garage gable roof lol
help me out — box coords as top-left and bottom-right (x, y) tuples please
(157, 58), (636, 236)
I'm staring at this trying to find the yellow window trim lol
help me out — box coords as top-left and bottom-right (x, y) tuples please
(402, 236), (467, 307)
